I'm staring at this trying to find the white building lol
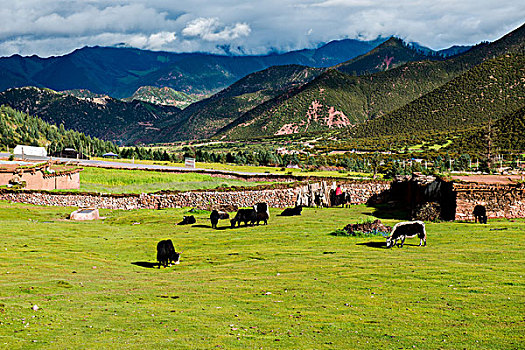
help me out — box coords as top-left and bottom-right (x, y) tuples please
(13, 145), (47, 157)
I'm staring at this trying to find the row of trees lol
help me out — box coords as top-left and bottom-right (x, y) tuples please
(121, 143), (515, 178)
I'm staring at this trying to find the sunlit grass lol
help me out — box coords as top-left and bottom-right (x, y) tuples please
(91, 157), (379, 179)
(76, 167), (271, 193)
(0, 202), (523, 349)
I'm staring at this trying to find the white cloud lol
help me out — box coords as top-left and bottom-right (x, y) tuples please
(182, 17), (251, 41)
(0, 1), (523, 57)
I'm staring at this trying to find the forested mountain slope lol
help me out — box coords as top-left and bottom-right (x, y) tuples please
(349, 50), (524, 138)
(335, 37), (441, 75)
(151, 65), (324, 141)
(215, 23), (525, 140)
(0, 105), (117, 155)
(0, 87), (181, 144)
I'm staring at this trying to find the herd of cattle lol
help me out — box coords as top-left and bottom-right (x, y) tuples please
(155, 202), (489, 267)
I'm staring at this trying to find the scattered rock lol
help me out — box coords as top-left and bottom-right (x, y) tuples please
(342, 219), (392, 236)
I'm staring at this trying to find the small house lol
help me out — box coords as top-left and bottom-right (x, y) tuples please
(102, 152), (119, 158)
(13, 145), (47, 157)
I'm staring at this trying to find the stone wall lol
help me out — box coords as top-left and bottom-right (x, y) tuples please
(454, 182), (525, 220)
(0, 180), (391, 210)
(0, 165), (81, 190)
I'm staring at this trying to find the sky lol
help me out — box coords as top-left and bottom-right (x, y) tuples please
(0, 0), (524, 57)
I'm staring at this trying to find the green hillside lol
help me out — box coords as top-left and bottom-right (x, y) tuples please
(0, 87), (182, 144)
(216, 24), (525, 140)
(0, 105), (117, 155)
(152, 65), (324, 141)
(350, 51), (525, 140)
(124, 86), (204, 108)
(336, 37), (440, 75)
(496, 106), (525, 152)
(61, 89), (107, 99)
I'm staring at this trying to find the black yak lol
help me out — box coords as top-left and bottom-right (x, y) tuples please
(210, 210), (229, 229)
(473, 205), (488, 224)
(279, 206), (303, 216)
(253, 202), (269, 225)
(177, 215), (196, 225)
(255, 211), (269, 225)
(230, 208), (257, 228)
(156, 239), (180, 268)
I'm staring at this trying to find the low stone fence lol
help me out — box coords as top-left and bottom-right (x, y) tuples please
(0, 180), (391, 210)
(454, 182), (525, 220)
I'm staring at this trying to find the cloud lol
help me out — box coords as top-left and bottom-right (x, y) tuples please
(182, 17), (251, 41)
(0, 1), (523, 57)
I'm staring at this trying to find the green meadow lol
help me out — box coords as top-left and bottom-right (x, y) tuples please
(90, 158), (376, 179)
(76, 167), (271, 193)
(0, 202), (523, 349)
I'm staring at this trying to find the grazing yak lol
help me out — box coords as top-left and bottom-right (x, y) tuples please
(177, 215), (196, 225)
(386, 221), (427, 248)
(156, 239), (181, 268)
(255, 211), (269, 225)
(280, 205), (303, 216)
(210, 210), (229, 229)
(253, 202), (269, 225)
(473, 205), (488, 224)
(230, 208), (257, 227)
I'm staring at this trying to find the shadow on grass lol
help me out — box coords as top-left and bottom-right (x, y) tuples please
(192, 224), (211, 228)
(356, 241), (387, 249)
(192, 224), (232, 230)
(131, 261), (158, 268)
(357, 242), (427, 249)
(366, 204), (410, 220)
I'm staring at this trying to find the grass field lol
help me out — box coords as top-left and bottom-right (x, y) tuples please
(0, 202), (523, 349)
(91, 158), (377, 179)
(76, 167), (271, 193)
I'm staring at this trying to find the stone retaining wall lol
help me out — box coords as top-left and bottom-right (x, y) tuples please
(453, 182), (525, 220)
(0, 180), (391, 210)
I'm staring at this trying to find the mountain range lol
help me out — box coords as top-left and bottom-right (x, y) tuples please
(0, 38), (384, 99)
(212, 24), (524, 141)
(0, 24), (523, 151)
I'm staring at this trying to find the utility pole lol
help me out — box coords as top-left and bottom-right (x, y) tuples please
(486, 114), (493, 170)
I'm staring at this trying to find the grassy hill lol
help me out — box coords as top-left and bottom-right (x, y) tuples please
(152, 65), (324, 141)
(215, 24), (525, 140)
(0, 87), (182, 144)
(123, 86), (204, 109)
(349, 50), (525, 140)
(0, 104), (117, 155)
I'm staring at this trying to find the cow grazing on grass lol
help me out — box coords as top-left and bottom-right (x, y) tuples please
(473, 205), (488, 224)
(230, 208), (257, 228)
(156, 239), (181, 268)
(177, 215), (196, 225)
(210, 210), (229, 229)
(280, 206), (303, 216)
(386, 221), (426, 248)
